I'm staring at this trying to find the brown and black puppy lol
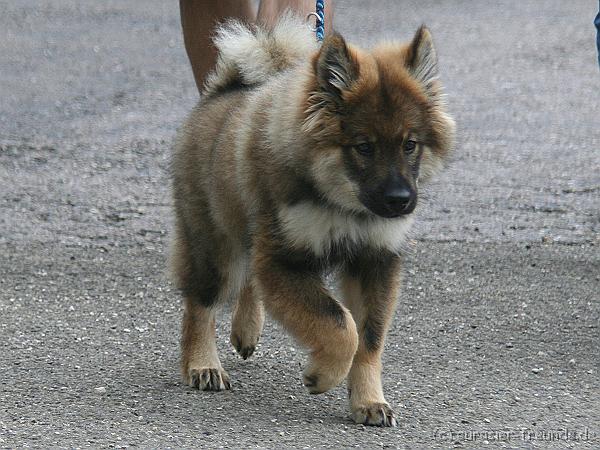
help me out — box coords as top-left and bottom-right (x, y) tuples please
(170, 16), (455, 427)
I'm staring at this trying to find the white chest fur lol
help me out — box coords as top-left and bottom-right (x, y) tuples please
(277, 202), (414, 256)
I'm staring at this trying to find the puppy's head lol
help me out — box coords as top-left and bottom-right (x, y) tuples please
(303, 26), (455, 218)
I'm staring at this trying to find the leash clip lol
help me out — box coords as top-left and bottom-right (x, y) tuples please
(305, 12), (323, 32)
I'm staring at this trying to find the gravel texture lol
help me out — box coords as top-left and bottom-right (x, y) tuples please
(1, 0), (599, 448)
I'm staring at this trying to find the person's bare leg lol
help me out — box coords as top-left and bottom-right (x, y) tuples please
(179, 0), (256, 92)
(256, 0), (333, 32)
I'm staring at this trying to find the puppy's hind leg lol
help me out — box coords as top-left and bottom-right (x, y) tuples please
(172, 225), (230, 391)
(230, 283), (264, 360)
(181, 298), (231, 391)
(231, 283), (265, 359)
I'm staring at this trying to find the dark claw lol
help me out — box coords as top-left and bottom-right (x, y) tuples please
(200, 369), (211, 388)
(303, 374), (317, 388)
(190, 369), (200, 389)
(207, 369), (219, 391)
(187, 368), (231, 391)
(232, 335), (241, 353)
(223, 377), (231, 390)
(232, 335), (256, 360)
(353, 403), (397, 427)
(241, 346), (255, 360)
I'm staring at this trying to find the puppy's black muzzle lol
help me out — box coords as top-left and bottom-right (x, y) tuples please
(362, 175), (417, 218)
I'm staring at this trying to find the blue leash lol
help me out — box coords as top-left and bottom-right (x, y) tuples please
(307, 0), (325, 42)
(315, 0), (325, 42)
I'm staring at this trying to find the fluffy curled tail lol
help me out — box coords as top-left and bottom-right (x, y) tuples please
(204, 13), (317, 96)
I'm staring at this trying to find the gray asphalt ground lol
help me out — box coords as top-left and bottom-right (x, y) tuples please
(1, 0), (598, 448)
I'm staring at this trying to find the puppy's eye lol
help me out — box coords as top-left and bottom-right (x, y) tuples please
(404, 140), (417, 154)
(355, 142), (374, 156)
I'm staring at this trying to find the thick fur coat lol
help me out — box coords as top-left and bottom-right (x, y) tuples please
(170, 15), (455, 426)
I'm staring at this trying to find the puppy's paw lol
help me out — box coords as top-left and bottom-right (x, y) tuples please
(230, 329), (260, 360)
(302, 363), (347, 394)
(351, 403), (397, 427)
(302, 319), (358, 394)
(230, 294), (264, 360)
(186, 367), (231, 391)
(302, 372), (337, 394)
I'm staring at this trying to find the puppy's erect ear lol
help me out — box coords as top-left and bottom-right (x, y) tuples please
(406, 25), (439, 93)
(315, 33), (359, 99)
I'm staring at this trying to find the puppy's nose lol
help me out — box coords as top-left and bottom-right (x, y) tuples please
(384, 186), (412, 210)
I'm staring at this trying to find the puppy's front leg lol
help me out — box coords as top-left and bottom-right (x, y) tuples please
(341, 252), (402, 427)
(253, 245), (358, 394)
